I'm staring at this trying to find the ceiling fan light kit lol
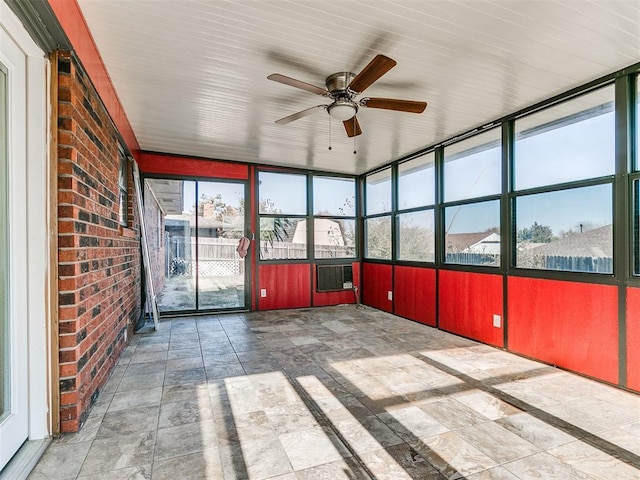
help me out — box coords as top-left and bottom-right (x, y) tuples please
(327, 98), (357, 121)
(268, 54), (427, 138)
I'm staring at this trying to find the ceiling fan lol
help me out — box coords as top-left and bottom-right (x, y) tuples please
(268, 54), (427, 137)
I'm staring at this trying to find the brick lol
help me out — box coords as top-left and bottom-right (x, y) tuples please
(54, 52), (142, 433)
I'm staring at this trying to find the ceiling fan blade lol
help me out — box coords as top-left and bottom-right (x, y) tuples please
(343, 116), (362, 137)
(266, 49), (326, 79)
(348, 54), (396, 94)
(275, 105), (325, 125)
(362, 97), (427, 113)
(267, 74), (328, 96)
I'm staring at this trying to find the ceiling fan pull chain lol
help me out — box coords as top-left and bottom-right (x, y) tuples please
(353, 117), (357, 154)
(328, 116), (332, 150)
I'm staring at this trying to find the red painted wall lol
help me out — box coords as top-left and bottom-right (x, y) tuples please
(139, 152), (248, 179)
(509, 277), (618, 384)
(626, 287), (640, 391)
(313, 262), (361, 307)
(362, 263), (393, 312)
(258, 263), (311, 310)
(439, 270), (503, 347)
(394, 266), (436, 326)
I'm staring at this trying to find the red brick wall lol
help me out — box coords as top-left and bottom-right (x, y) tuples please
(57, 51), (142, 433)
(143, 180), (165, 293)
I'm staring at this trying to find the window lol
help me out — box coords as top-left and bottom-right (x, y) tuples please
(259, 217), (307, 260)
(118, 147), (128, 226)
(313, 176), (355, 216)
(364, 168), (392, 261)
(397, 209), (435, 262)
(259, 172), (308, 260)
(259, 172), (307, 215)
(366, 168), (392, 215)
(444, 128), (501, 202)
(513, 86), (615, 274)
(636, 75), (640, 172)
(312, 176), (356, 259)
(398, 153), (435, 210)
(365, 216), (391, 260)
(444, 200), (500, 266)
(635, 180), (640, 275)
(314, 219), (356, 258)
(515, 185), (612, 273)
(515, 85), (615, 190)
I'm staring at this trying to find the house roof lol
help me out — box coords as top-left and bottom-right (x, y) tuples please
(529, 224), (613, 257)
(445, 232), (495, 252)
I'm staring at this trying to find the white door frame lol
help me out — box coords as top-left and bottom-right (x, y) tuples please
(0, 0), (50, 468)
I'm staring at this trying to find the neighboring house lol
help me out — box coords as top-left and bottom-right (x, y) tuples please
(292, 218), (345, 246)
(446, 232), (501, 254)
(518, 225), (613, 273)
(527, 224), (613, 258)
(165, 214), (223, 239)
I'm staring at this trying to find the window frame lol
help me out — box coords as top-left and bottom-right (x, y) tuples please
(256, 169), (359, 263)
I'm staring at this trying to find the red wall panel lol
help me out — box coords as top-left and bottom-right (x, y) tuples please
(626, 287), (640, 391)
(258, 264), (311, 310)
(362, 263), (393, 312)
(394, 266), (436, 326)
(508, 277), (618, 384)
(139, 153), (248, 179)
(439, 270), (504, 347)
(313, 262), (361, 307)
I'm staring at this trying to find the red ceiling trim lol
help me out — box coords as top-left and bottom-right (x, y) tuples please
(47, 0), (141, 158)
(138, 152), (248, 179)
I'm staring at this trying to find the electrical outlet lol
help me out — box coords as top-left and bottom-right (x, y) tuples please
(493, 314), (501, 328)
(388, 291), (393, 301)
(260, 288), (267, 297)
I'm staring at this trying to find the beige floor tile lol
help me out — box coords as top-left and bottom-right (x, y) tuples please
(28, 306), (640, 480)
(78, 432), (156, 476)
(96, 406), (160, 439)
(280, 426), (350, 471)
(503, 451), (592, 480)
(152, 449), (223, 480)
(28, 441), (92, 480)
(108, 387), (163, 413)
(410, 431), (498, 478)
(548, 440), (640, 480)
(76, 465), (152, 480)
(154, 421), (217, 461)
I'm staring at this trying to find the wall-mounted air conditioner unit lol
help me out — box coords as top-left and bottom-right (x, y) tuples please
(316, 264), (353, 292)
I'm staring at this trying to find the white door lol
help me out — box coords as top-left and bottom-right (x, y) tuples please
(0, 23), (30, 471)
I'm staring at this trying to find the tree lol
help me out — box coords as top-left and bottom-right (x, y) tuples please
(365, 216), (392, 259)
(558, 221), (600, 238)
(517, 222), (554, 243)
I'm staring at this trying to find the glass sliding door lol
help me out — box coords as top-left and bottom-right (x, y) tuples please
(197, 181), (246, 309)
(145, 178), (247, 313)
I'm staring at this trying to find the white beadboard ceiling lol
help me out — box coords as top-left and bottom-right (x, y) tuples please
(76, 0), (640, 176)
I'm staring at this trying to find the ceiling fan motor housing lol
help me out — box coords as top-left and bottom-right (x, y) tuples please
(325, 72), (356, 95)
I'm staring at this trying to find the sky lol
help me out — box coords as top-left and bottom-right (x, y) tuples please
(181, 180), (244, 214)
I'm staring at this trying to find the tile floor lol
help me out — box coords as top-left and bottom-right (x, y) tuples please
(28, 305), (640, 479)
